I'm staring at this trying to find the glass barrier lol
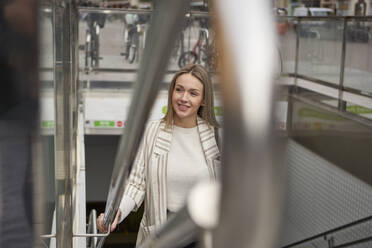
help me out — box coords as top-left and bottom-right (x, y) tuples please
(344, 18), (372, 95)
(297, 18), (344, 85)
(278, 16), (372, 98)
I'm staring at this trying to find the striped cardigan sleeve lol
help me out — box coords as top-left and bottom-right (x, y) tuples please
(123, 120), (159, 211)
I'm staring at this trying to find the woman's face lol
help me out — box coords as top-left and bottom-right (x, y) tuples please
(172, 73), (204, 126)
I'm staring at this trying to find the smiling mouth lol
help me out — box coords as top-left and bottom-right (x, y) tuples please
(178, 104), (190, 111)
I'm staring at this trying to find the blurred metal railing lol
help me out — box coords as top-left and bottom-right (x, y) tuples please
(86, 210), (98, 248)
(78, 7), (209, 17)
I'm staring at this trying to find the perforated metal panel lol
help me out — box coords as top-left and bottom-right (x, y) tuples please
(279, 139), (372, 248)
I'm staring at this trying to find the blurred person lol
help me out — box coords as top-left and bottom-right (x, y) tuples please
(0, 0), (38, 247)
(97, 64), (221, 247)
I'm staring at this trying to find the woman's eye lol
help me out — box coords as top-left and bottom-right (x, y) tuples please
(191, 92), (198, 96)
(175, 88), (182, 92)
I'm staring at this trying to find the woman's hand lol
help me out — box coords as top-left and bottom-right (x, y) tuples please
(97, 210), (121, 233)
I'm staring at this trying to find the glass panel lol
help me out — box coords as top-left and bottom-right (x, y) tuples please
(297, 19), (344, 85)
(343, 19), (372, 96)
(277, 17), (296, 74)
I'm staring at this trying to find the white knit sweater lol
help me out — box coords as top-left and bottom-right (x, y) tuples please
(119, 125), (209, 221)
(166, 125), (209, 212)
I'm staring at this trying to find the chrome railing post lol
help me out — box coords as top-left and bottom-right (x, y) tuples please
(53, 0), (79, 247)
(338, 17), (348, 111)
(294, 17), (301, 94)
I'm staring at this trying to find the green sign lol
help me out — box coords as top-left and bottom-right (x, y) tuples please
(162, 106), (168, 115)
(298, 108), (345, 121)
(42, 121), (55, 128)
(214, 106), (222, 116)
(347, 105), (372, 114)
(94, 120), (115, 127)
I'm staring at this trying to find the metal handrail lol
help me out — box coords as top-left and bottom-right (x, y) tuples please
(40, 234), (56, 239)
(39, 230), (111, 239)
(40, 219), (110, 240)
(40, 210), (109, 241)
(282, 215), (372, 248)
(288, 74), (372, 103)
(77, 7), (209, 17)
(95, 0), (193, 247)
(79, 7), (152, 14)
(277, 15), (372, 20)
(86, 209), (97, 248)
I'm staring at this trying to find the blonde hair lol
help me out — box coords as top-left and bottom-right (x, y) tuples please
(163, 64), (219, 129)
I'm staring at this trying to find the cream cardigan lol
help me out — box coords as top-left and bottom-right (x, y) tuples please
(123, 117), (221, 246)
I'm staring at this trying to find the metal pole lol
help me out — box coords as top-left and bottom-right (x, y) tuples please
(96, 0), (192, 247)
(53, 0), (78, 247)
(338, 18), (348, 111)
(213, 1), (286, 248)
(294, 17), (301, 94)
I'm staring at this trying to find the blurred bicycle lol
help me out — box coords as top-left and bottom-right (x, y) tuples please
(178, 18), (218, 71)
(82, 12), (106, 71)
(121, 13), (149, 64)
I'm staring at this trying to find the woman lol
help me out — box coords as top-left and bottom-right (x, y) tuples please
(97, 64), (221, 246)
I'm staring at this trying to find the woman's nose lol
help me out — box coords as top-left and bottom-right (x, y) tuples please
(181, 92), (188, 101)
